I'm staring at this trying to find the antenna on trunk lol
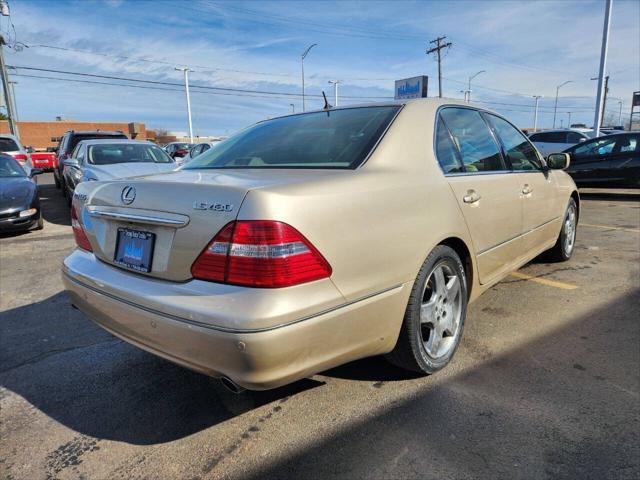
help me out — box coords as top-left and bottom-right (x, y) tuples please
(322, 91), (332, 112)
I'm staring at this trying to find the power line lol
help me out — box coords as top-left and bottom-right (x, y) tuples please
(7, 65), (393, 100)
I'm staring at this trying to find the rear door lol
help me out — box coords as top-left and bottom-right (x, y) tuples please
(485, 113), (561, 254)
(437, 107), (523, 285)
(605, 135), (640, 187)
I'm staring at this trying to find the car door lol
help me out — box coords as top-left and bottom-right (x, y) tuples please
(605, 135), (640, 187)
(485, 113), (560, 255)
(566, 137), (617, 187)
(437, 107), (523, 285)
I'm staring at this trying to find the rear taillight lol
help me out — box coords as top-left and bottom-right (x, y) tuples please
(192, 220), (332, 288)
(71, 206), (93, 252)
(13, 154), (27, 161)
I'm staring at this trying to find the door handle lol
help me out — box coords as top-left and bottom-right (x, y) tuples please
(463, 190), (481, 203)
(522, 184), (533, 195)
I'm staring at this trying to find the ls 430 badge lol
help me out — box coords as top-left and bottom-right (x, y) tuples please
(193, 201), (234, 212)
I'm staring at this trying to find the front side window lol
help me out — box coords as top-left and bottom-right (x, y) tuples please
(486, 114), (541, 171)
(87, 144), (173, 165)
(572, 137), (617, 158)
(439, 108), (504, 173)
(185, 106), (400, 170)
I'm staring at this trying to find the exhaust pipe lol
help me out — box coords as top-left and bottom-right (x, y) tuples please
(220, 376), (245, 394)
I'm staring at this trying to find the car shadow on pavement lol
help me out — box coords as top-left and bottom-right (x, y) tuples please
(0, 291), (323, 445)
(243, 289), (640, 480)
(38, 181), (71, 227)
(579, 191), (640, 202)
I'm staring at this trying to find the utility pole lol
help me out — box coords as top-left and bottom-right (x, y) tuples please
(532, 95), (542, 132)
(328, 80), (340, 106)
(553, 80), (572, 128)
(0, 35), (19, 138)
(426, 36), (452, 98)
(8, 80), (18, 121)
(175, 67), (193, 143)
(593, 0), (612, 137)
(301, 44), (317, 112)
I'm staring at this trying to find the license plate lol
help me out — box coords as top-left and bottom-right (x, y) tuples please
(113, 228), (156, 273)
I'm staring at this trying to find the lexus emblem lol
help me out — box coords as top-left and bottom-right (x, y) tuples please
(121, 186), (136, 205)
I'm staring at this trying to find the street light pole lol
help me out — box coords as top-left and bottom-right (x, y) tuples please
(301, 44), (317, 112)
(175, 67), (194, 143)
(553, 80), (572, 128)
(618, 101), (623, 126)
(466, 70), (486, 103)
(567, 112), (572, 128)
(0, 35), (18, 138)
(328, 80), (339, 106)
(532, 95), (542, 132)
(593, 0), (612, 137)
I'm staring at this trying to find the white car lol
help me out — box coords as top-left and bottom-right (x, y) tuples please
(0, 134), (32, 173)
(180, 141), (222, 164)
(528, 129), (592, 157)
(61, 140), (177, 202)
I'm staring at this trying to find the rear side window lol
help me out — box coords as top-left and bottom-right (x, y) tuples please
(485, 114), (541, 171)
(439, 108), (504, 173)
(530, 131), (566, 143)
(0, 138), (19, 152)
(435, 116), (464, 173)
(185, 106), (400, 170)
(613, 136), (638, 153)
(566, 132), (586, 143)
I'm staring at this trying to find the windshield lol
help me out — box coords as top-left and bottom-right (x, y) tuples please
(172, 143), (191, 150)
(0, 138), (20, 152)
(0, 155), (26, 177)
(70, 134), (127, 151)
(87, 144), (174, 165)
(185, 106), (400, 170)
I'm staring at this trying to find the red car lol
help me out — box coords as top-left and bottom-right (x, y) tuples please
(29, 151), (57, 171)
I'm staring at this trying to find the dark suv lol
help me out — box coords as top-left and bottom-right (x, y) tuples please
(54, 130), (128, 190)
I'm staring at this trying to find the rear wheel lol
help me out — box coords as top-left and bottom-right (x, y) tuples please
(54, 173), (61, 188)
(544, 198), (577, 262)
(387, 245), (467, 374)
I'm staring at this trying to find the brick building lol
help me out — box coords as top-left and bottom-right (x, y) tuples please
(0, 121), (147, 149)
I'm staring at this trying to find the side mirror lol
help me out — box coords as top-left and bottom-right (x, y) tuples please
(547, 153), (570, 170)
(62, 159), (79, 167)
(29, 168), (44, 177)
(578, 138), (587, 143)
(25, 146), (35, 153)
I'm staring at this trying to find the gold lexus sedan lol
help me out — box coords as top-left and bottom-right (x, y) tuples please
(63, 98), (578, 391)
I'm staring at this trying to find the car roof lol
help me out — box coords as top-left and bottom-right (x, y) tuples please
(530, 129), (591, 134)
(66, 130), (126, 136)
(76, 139), (154, 146)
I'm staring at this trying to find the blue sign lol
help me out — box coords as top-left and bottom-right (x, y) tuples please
(395, 76), (429, 100)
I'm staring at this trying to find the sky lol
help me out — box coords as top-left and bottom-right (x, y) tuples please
(1, 0), (639, 136)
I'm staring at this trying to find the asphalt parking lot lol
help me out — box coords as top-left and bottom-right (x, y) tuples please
(1, 173), (638, 480)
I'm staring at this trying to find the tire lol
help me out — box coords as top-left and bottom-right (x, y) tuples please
(544, 198), (577, 262)
(386, 245), (468, 374)
(54, 173), (61, 189)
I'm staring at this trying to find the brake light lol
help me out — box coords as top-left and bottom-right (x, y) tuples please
(71, 206), (93, 252)
(13, 154), (27, 161)
(192, 221), (332, 287)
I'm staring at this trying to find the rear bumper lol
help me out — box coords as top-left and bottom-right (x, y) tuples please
(62, 249), (410, 390)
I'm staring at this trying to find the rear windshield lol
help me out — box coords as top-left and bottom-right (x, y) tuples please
(70, 134), (127, 151)
(87, 144), (174, 165)
(0, 138), (20, 152)
(185, 106), (400, 170)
